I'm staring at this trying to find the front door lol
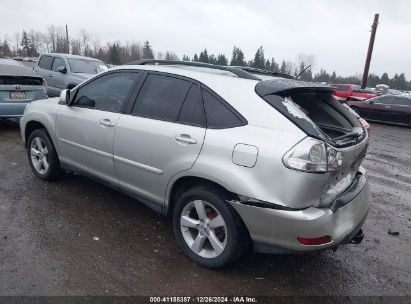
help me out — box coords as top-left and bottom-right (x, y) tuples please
(55, 71), (141, 185)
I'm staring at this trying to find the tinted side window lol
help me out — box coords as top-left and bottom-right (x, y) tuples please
(376, 96), (393, 105)
(177, 84), (206, 127)
(202, 90), (243, 129)
(392, 97), (410, 106)
(132, 74), (191, 121)
(38, 56), (53, 70)
(51, 57), (65, 72)
(73, 72), (139, 113)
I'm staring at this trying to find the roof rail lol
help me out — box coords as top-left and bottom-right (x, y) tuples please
(125, 59), (261, 80)
(232, 66), (295, 79)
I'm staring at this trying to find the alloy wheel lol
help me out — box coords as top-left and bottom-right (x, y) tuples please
(30, 137), (49, 175)
(180, 200), (227, 258)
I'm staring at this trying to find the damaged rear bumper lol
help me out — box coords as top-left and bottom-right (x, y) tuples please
(229, 169), (370, 254)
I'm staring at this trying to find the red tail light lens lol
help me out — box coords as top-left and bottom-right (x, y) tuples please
(297, 235), (332, 245)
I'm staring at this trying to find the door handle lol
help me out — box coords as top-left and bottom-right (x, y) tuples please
(98, 118), (114, 128)
(48, 74), (53, 78)
(174, 134), (197, 144)
(384, 106), (391, 108)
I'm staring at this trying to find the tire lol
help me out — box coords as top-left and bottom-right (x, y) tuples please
(173, 185), (249, 268)
(27, 129), (63, 181)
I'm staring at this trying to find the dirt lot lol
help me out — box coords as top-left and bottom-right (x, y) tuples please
(0, 120), (410, 297)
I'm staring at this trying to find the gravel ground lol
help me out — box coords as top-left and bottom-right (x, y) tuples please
(0, 120), (410, 297)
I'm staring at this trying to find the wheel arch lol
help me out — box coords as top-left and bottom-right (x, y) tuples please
(24, 119), (55, 149)
(166, 175), (240, 217)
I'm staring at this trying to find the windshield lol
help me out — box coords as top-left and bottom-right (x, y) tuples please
(67, 59), (108, 74)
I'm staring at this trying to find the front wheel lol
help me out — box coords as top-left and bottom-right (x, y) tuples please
(173, 185), (249, 268)
(27, 129), (63, 180)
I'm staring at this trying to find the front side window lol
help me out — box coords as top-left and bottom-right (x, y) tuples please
(72, 72), (139, 113)
(132, 74), (191, 121)
(51, 57), (66, 72)
(67, 59), (107, 74)
(38, 56), (53, 70)
(392, 97), (410, 106)
(375, 96), (393, 105)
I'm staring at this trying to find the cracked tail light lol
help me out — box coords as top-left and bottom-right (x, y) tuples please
(283, 137), (343, 173)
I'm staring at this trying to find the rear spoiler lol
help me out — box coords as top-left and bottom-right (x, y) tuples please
(255, 79), (335, 97)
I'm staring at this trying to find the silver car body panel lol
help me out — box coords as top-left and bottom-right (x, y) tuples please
(20, 64), (370, 252)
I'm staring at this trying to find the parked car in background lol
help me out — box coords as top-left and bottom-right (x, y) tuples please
(0, 58), (47, 120)
(21, 60), (370, 268)
(34, 53), (107, 96)
(348, 95), (411, 127)
(332, 84), (379, 101)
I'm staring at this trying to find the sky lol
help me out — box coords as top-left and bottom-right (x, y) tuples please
(1, 0), (410, 78)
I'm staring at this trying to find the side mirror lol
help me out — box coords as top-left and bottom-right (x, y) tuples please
(59, 89), (71, 105)
(57, 66), (67, 74)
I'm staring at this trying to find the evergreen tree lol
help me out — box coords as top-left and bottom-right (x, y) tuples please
(270, 58), (279, 72)
(182, 55), (190, 61)
(198, 49), (209, 63)
(20, 30), (30, 56)
(142, 41), (154, 59)
(279, 60), (287, 73)
(252, 46), (265, 69)
(230, 46), (246, 66)
(108, 43), (121, 64)
(0, 39), (12, 57)
(192, 54), (199, 62)
(216, 54), (228, 66)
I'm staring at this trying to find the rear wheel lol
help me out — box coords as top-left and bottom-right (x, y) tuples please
(173, 185), (249, 268)
(27, 129), (63, 180)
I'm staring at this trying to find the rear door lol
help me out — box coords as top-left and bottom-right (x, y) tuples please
(114, 72), (206, 204)
(55, 71), (140, 185)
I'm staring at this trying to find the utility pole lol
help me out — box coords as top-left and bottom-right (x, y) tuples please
(65, 25), (69, 54)
(361, 13), (379, 89)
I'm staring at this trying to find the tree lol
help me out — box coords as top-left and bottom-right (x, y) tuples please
(108, 43), (121, 64)
(46, 25), (57, 52)
(279, 60), (287, 73)
(0, 39), (12, 57)
(230, 46), (246, 66)
(192, 54), (199, 62)
(165, 51), (179, 60)
(182, 55), (190, 61)
(198, 49), (209, 63)
(142, 41), (154, 59)
(216, 54), (228, 66)
(252, 46), (265, 69)
(20, 30), (30, 56)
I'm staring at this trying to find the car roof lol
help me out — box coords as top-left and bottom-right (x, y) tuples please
(42, 53), (102, 61)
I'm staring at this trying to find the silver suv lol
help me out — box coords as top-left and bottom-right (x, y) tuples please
(34, 53), (107, 97)
(20, 60), (370, 268)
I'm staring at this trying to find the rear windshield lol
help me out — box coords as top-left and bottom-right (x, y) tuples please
(0, 76), (42, 86)
(334, 85), (350, 91)
(262, 92), (364, 147)
(67, 59), (108, 74)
